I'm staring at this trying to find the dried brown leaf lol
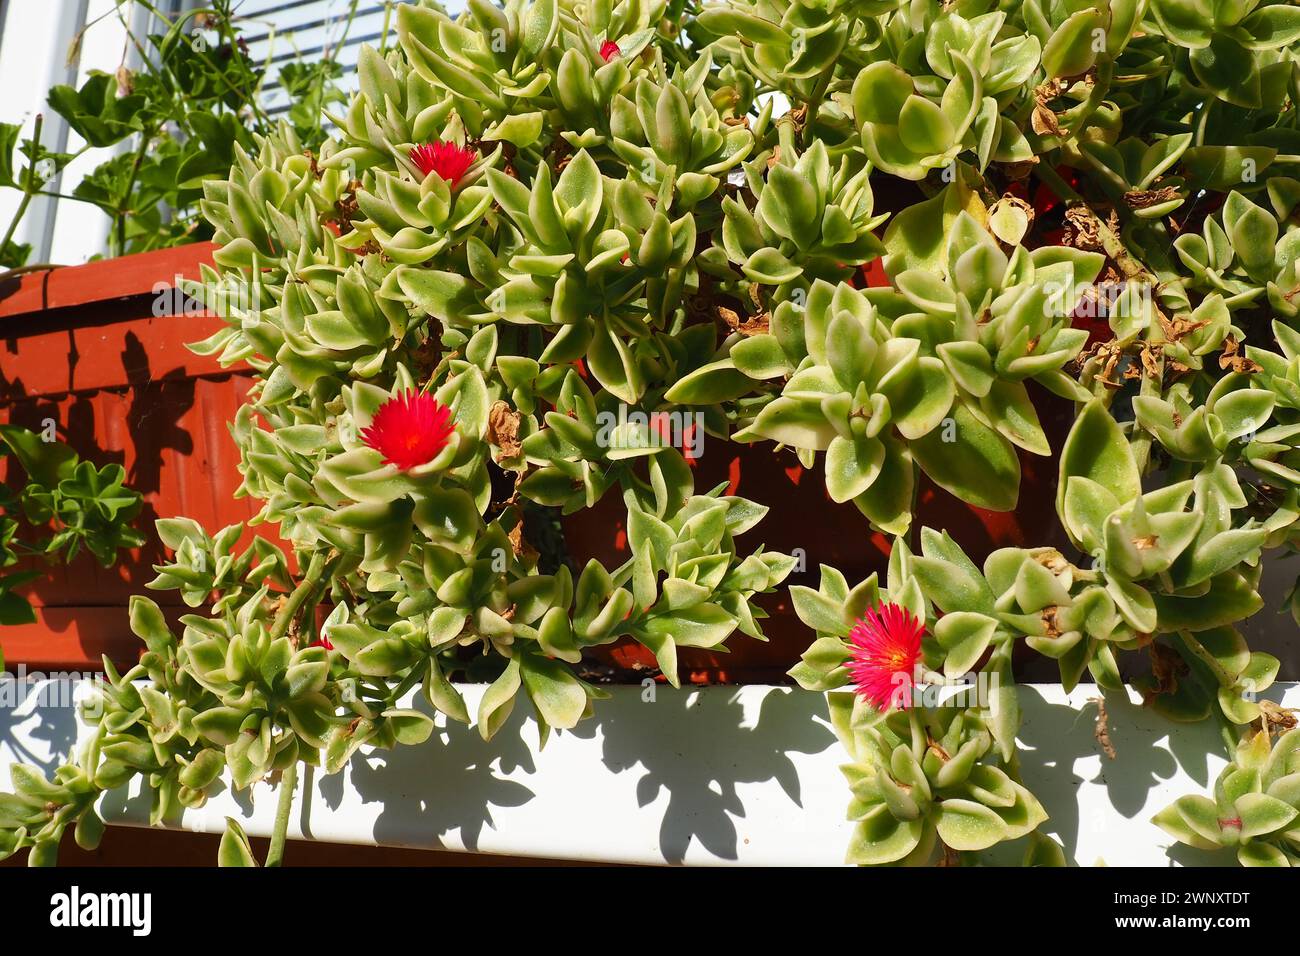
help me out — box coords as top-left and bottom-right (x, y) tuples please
(487, 400), (522, 461)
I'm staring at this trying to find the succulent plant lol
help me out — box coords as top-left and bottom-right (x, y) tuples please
(831, 696), (1048, 866)
(1174, 188), (1300, 315)
(732, 279), (955, 527)
(1155, 728), (1300, 866)
(6, 0), (1300, 869)
(1150, 0), (1300, 108)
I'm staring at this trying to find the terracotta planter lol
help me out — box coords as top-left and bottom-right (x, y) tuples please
(0, 242), (1078, 685)
(568, 387), (1076, 684)
(0, 244), (259, 671)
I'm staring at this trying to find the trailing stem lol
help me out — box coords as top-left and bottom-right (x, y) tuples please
(265, 761), (298, 868)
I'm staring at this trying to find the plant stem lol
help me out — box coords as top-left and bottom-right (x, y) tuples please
(379, 1), (395, 53)
(302, 0), (360, 145)
(1176, 630), (1233, 687)
(1173, 632), (1242, 757)
(0, 115), (45, 260)
(265, 760), (298, 868)
(1034, 165), (1158, 288)
(0, 263), (64, 284)
(0, 192), (36, 258)
(269, 550), (340, 642)
(115, 128), (156, 256)
(801, 70), (833, 146)
(385, 663), (425, 709)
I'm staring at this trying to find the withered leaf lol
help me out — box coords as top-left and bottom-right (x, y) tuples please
(487, 400), (523, 460)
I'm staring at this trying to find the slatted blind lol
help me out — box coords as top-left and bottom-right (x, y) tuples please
(232, 0), (473, 120)
(228, 0), (399, 121)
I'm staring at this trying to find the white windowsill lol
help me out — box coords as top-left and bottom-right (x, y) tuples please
(2, 680), (1296, 866)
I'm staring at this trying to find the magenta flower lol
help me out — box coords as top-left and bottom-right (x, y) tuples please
(845, 603), (925, 711)
(361, 391), (455, 470)
(409, 141), (477, 186)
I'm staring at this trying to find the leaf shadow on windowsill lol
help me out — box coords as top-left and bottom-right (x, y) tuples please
(319, 695), (538, 853)
(568, 685), (837, 864)
(1008, 684), (1232, 866)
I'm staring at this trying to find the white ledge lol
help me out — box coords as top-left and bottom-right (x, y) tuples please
(2, 680), (1297, 866)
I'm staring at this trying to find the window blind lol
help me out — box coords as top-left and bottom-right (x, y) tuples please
(229, 0), (394, 121)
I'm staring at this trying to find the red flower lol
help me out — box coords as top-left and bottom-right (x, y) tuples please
(409, 141), (477, 186)
(313, 634), (334, 651)
(846, 602), (925, 711)
(599, 40), (621, 61)
(361, 391), (455, 470)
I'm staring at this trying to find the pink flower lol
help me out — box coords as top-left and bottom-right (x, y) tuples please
(845, 603), (925, 711)
(409, 141), (477, 186)
(599, 40), (621, 62)
(361, 391), (455, 470)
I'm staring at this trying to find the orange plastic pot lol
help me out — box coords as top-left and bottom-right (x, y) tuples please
(0, 244), (263, 671)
